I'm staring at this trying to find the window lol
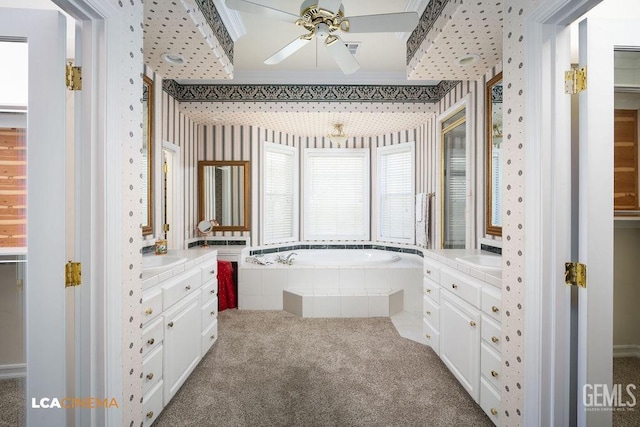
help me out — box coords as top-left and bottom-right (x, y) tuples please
(304, 149), (369, 241)
(441, 108), (467, 249)
(377, 142), (415, 244)
(262, 142), (298, 244)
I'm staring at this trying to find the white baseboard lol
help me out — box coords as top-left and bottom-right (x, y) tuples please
(613, 344), (640, 358)
(0, 363), (26, 379)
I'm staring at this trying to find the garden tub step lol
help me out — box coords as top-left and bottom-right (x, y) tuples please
(283, 288), (403, 318)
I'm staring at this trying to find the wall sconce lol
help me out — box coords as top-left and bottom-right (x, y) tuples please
(328, 123), (348, 148)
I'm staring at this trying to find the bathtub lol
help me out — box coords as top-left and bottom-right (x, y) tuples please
(273, 249), (400, 266)
(239, 247), (422, 318)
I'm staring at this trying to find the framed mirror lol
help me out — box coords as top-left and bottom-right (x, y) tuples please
(198, 160), (250, 232)
(486, 72), (503, 236)
(142, 75), (154, 236)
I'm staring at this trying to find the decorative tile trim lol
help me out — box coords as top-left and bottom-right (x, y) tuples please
(248, 243), (424, 257)
(481, 244), (502, 255)
(193, 0), (234, 63)
(188, 239), (249, 248)
(492, 85), (503, 103)
(407, 0), (451, 65)
(163, 80), (460, 103)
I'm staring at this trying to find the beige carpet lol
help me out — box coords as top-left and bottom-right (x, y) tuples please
(153, 310), (493, 427)
(613, 357), (640, 427)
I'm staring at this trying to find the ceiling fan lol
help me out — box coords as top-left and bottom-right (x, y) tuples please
(225, 0), (419, 74)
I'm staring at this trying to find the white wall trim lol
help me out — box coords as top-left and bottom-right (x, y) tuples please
(163, 140), (183, 250)
(0, 363), (27, 379)
(613, 345), (640, 358)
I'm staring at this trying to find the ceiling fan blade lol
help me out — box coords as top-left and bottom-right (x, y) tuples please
(225, 0), (299, 23)
(317, 0), (342, 12)
(264, 36), (312, 65)
(326, 37), (360, 75)
(344, 12), (419, 33)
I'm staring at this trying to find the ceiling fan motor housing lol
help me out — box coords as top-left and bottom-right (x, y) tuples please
(297, 0), (345, 34)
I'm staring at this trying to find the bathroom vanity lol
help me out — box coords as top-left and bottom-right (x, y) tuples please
(422, 250), (502, 426)
(140, 249), (218, 426)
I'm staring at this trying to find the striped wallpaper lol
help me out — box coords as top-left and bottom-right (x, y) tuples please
(161, 66), (501, 248)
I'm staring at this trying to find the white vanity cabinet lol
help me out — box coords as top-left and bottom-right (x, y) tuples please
(422, 253), (502, 426)
(141, 250), (217, 426)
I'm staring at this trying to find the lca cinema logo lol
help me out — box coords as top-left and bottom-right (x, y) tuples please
(583, 384), (637, 412)
(31, 397), (119, 409)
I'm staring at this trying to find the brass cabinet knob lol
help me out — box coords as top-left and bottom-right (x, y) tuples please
(210, 289), (215, 294)
(426, 289), (431, 293)
(491, 370), (499, 378)
(211, 311), (216, 316)
(185, 285), (191, 291)
(452, 284), (458, 289)
(492, 306), (499, 313)
(470, 321), (477, 327)
(144, 308), (153, 315)
(492, 336), (499, 343)
(490, 408), (498, 416)
(146, 373), (154, 380)
(147, 338), (155, 346)
(425, 334), (431, 339)
(426, 310), (431, 316)
(146, 411), (154, 419)
(168, 321), (174, 328)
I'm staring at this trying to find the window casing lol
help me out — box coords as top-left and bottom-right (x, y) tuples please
(262, 142), (298, 244)
(304, 149), (370, 241)
(377, 142), (415, 244)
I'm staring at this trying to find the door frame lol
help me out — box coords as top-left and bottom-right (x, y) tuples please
(163, 140), (183, 250)
(523, 0), (603, 425)
(51, 1), (125, 426)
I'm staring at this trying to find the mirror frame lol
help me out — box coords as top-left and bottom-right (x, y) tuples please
(142, 75), (154, 236)
(198, 160), (251, 232)
(485, 72), (503, 237)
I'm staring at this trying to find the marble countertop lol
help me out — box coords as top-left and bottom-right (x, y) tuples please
(142, 248), (217, 289)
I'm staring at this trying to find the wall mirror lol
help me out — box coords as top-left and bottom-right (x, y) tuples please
(198, 160), (251, 231)
(486, 72), (503, 237)
(142, 75), (154, 236)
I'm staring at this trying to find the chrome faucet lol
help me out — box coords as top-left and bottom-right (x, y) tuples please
(285, 252), (298, 264)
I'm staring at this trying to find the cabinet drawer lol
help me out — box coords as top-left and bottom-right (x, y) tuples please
(162, 269), (201, 310)
(142, 317), (163, 357)
(440, 267), (481, 308)
(142, 289), (162, 324)
(481, 342), (502, 391)
(142, 344), (163, 396)
(482, 315), (502, 353)
(201, 278), (218, 302)
(201, 296), (218, 330)
(482, 286), (502, 322)
(423, 294), (440, 331)
(423, 277), (440, 302)
(480, 377), (501, 426)
(201, 260), (217, 284)
(423, 258), (441, 283)
(201, 318), (218, 357)
(142, 380), (163, 427)
(422, 318), (440, 355)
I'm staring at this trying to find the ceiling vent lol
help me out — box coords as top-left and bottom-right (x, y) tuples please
(344, 42), (361, 55)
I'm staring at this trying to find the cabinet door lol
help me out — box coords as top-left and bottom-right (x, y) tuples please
(164, 293), (201, 401)
(614, 109), (638, 210)
(440, 291), (481, 401)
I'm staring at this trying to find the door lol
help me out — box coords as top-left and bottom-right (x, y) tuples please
(0, 8), (68, 427)
(576, 17), (640, 427)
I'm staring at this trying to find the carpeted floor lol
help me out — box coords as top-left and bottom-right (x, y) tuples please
(153, 310), (494, 427)
(0, 378), (24, 427)
(613, 357), (640, 427)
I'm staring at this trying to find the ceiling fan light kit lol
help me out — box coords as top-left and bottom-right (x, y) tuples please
(225, 0), (419, 75)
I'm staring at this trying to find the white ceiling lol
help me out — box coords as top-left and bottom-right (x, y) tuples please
(143, 0), (504, 136)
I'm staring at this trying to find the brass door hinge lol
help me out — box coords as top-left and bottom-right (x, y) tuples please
(163, 224), (170, 232)
(163, 162), (169, 173)
(565, 66), (587, 94)
(66, 62), (82, 91)
(65, 261), (82, 287)
(565, 262), (586, 288)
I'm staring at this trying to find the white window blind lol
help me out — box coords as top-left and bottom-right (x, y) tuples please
(263, 142), (298, 244)
(304, 149), (370, 241)
(377, 142), (415, 243)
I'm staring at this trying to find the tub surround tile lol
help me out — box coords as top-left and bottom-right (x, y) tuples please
(365, 269), (392, 291)
(261, 294), (283, 311)
(313, 269), (339, 289)
(339, 269), (365, 288)
(341, 296), (369, 317)
(283, 291), (302, 317)
(239, 295), (262, 310)
(368, 295), (390, 317)
(261, 270), (287, 295)
(313, 296), (341, 318)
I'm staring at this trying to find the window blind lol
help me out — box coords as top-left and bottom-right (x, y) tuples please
(443, 124), (466, 249)
(378, 143), (415, 243)
(263, 143), (297, 243)
(304, 149), (369, 241)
